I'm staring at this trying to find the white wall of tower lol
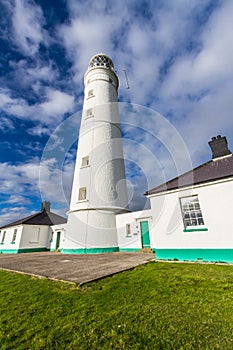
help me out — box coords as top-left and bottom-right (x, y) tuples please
(64, 55), (128, 252)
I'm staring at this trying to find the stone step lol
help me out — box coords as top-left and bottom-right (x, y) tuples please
(139, 248), (154, 253)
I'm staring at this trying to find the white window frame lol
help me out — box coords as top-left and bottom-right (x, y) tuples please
(1, 231), (6, 244)
(86, 108), (93, 118)
(87, 89), (94, 98)
(29, 227), (40, 243)
(78, 187), (87, 201)
(11, 228), (17, 243)
(81, 156), (89, 167)
(180, 195), (206, 230)
(126, 223), (131, 237)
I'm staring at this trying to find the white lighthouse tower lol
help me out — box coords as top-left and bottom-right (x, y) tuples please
(63, 53), (128, 253)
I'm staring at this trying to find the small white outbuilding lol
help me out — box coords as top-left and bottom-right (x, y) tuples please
(0, 202), (67, 254)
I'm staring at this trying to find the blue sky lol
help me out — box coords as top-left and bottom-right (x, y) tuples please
(1, 0), (233, 225)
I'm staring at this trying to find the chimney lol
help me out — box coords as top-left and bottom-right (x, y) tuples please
(208, 135), (231, 159)
(41, 201), (51, 212)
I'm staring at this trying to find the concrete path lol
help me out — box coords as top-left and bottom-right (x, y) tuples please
(0, 252), (155, 285)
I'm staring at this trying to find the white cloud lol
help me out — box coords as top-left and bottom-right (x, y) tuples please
(4, 195), (31, 205)
(0, 158), (45, 196)
(44, 134), (64, 151)
(0, 116), (15, 132)
(0, 89), (16, 108)
(0, 206), (36, 228)
(40, 88), (75, 117)
(151, 0), (233, 164)
(27, 126), (51, 136)
(0, 156), (73, 226)
(194, 1), (233, 83)
(59, 0), (207, 106)
(0, 88), (74, 126)
(9, 59), (59, 87)
(159, 1), (233, 98)
(26, 62), (58, 82)
(59, 7), (127, 84)
(11, 0), (46, 56)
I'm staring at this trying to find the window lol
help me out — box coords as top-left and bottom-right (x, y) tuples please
(29, 228), (40, 243)
(88, 89), (94, 98)
(180, 195), (205, 229)
(1, 231), (6, 244)
(86, 108), (93, 117)
(12, 229), (17, 243)
(81, 156), (89, 167)
(78, 187), (87, 200)
(126, 224), (131, 237)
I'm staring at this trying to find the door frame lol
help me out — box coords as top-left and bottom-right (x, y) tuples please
(138, 220), (151, 248)
(55, 231), (61, 250)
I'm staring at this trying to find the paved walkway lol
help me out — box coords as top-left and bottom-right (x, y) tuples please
(0, 252), (155, 285)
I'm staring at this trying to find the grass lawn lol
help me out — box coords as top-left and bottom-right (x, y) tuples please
(1, 262), (233, 349)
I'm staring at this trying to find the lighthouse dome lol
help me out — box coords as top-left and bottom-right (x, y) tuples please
(89, 53), (114, 70)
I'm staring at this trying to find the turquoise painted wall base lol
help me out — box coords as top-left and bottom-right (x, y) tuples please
(0, 249), (18, 254)
(0, 248), (49, 254)
(60, 247), (119, 254)
(155, 249), (233, 263)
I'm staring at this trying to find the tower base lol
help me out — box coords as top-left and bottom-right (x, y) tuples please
(61, 209), (119, 254)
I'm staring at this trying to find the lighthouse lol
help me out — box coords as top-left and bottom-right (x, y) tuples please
(63, 54), (128, 253)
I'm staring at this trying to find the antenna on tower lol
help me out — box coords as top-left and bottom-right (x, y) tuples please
(122, 69), (130, 89)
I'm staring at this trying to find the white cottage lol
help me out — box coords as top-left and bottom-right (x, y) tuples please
(145, 135), (233, 263)
(0, 202), (67, 254)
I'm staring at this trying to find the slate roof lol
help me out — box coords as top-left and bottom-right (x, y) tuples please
(146, 155), (233, 196)
(0, 208), (67, 229)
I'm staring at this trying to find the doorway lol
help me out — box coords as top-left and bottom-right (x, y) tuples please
(140, 221), (151, 248)
(55, 231), (61, 250)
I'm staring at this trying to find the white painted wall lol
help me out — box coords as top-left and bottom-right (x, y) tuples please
(0, 225), (23, 252)
(149, 178), (233, 249)
(66, 55), (128, 251)
(62, 210), (118, 250)
(116, 209), (153, 251)
(20, 225), (51, 250)
(70, 64), (128, 212)
(50, 224), (66, 251)
(0, 224), (51, 252)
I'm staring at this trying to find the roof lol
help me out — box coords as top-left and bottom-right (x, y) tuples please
(0, 209), (67, 229)
(146, 154), (233, 196)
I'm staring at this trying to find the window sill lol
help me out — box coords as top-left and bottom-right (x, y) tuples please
(0, 243), (4, 245)
(80, 165), (90, 169)
(85, 115), (94, 119)
(86, 95), (95, 100)
(183, 228), (208, 232)
(10, 242), (16, 244)
(76, 199), (88, 203)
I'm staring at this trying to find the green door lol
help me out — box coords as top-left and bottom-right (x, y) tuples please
(55, 231), (61, 250)
(140, 221), (151, 248)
